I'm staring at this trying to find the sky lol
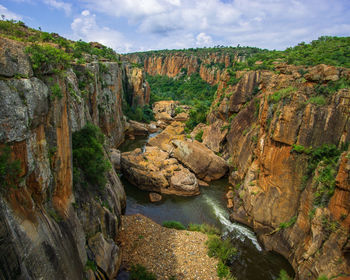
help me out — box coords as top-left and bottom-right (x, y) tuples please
(1, 0), (350, 53)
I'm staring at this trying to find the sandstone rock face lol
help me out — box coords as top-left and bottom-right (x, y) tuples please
(121, 146), (199, 196)
(0, 37), (151, 280)
(171, 139), (228, 181)
(125, 65), (150, 108)
(109, 148), (121, 170)
(210, 65), (350, 279)
(148, 121), (186, 153)
(126, 51), (238, 85)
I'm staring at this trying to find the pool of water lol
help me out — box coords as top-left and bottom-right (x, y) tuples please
(118, 134), (295, 280)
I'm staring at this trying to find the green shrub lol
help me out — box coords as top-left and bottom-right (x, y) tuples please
(268, 87), (296, 104)
(50, 83), (63, 100)
(188, 223), (220, 235)
(276, 270), (292, 280)
(130, 264), (157, 280)
(162, 220), (186, 230)
(217, 261), (230, 279)
(25, 44), (72, 75)
(279, 216), (297, 230)
(72, 123), (111, 192)
(307, 96), (326, 106)
(317, 275), (329, 280)
(195, 130), (204, 142)
(206, 235), (237, 263)
(85, 260), (97, 272)
(0, 145), (21, 193)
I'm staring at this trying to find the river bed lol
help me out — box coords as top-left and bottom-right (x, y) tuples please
(119, 135), (294, 280)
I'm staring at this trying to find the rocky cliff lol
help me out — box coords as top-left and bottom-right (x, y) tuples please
(199, 63), (350, 279)
(0, 36), (149, 280)
(126, 49), (247, 85)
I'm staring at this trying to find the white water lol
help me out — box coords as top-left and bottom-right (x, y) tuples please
(203, 193), (262, 251)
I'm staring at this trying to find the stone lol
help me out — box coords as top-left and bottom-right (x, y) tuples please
(0, 37), (33, 78)
(226, 190), (234, 199)
(88, 233), (121, 279)
(110, 148), (121, 170)
(148, 121), (186, 153)
(149, 192), (162, 202)
(121, 146), (199, 196)
(198, 179), (209, 187)
(171, 139), (228, 181)
(227, 199), (233, 209)
(126, 120), (149, 136)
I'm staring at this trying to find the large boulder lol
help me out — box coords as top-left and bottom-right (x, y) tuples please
(121, 146), (199, 196)
(171, 139), (228, 181)
(148, 121), (186, 152)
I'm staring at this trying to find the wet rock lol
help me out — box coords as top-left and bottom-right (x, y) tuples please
(149, 192), (162, 202)
(198, 179), (209, 187)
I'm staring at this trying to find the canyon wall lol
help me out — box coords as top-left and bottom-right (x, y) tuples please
(200, 63), (350, 279)
(126, 51), (245, 85)
(0, 37), (149, 280)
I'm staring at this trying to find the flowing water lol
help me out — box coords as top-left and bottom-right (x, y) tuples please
(119, 135), (295, 280)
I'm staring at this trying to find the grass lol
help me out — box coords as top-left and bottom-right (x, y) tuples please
(129, 264), (157, 280)
(195, 130), (204, 142)
(162, 220), (186, 230)
(278, 216), (297, 230)
(206, 235), (237, 263)
(188, 223), (221, 235)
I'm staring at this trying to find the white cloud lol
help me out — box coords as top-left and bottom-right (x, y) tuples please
(71, 10), (132, 53)
(42, 0), (72, 15)
(196, 33), (212, 46)
(0, 4), (22, 20)
(78, 0), (350, 51)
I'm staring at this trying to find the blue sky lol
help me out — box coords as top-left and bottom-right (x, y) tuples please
(1, 0), (350, 53)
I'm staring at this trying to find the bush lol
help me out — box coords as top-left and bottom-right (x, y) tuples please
(188, 223), (221, 235)
(206, 235), (237, 263)
(50, 83), (63, 100)
(25, 44), (72, 75)
(162, 220), (186, 230)
(279, 216), (297, 230)
(72, 123), (111, 192)
(195, 130), (203, 142)
(217, 261), (231, 279)
(307, 96), (326, 106)
(268, 87), (296, 104)
(0, 145), (21, 194)
(276, 270), (292, 280)
(130, 264), (157, 280)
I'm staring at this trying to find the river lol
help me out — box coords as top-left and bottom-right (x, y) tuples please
(119, 135), (295, 280)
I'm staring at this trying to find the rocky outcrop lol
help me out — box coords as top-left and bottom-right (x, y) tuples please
(121, 146), (199, 196)
(125, 65), (150, 108)
(171, 139), (228, 181)
(209, 63), (350, 279)
(0, 36), (150, 280)
(126, 51), (244, 85)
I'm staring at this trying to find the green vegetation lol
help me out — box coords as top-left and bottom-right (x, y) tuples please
(147, 73), (217, 130)
(0, 145), (21, 194)
(162, 220), (186, 230)
(25, 44), (72, 75)
(292, 143), (346, 207)
(123, 104), (155, 123)
(72, 123), (111, 193)
(47, 208), (62, 223)
(50, 83), (63, 100)
(187, 223), (221, 235)
(268, 86), (296, 104)
(279, 216), (297, 230)
(206, 235), (237, 263)
(195, 130), (203, 142)
(276, 270), (292, 280)
(129, 264), (157, 280)
(85, 260), (97, 272)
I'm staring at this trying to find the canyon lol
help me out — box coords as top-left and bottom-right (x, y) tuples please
(0, 23), (349, 280)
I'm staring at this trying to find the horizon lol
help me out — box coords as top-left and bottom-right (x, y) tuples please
(1, 0), (350, 54)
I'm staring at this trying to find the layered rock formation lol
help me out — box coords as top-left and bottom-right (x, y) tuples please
(126, 50), (245, 85)
(0, 36), (149, 279)
(204, 63), (350, 279)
